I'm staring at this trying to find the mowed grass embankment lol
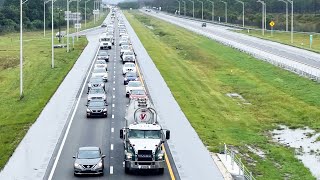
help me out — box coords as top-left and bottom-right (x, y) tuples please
(125, 11), (320, 180)
(238, 29), (320, 53)
(0, 31), (87, 169)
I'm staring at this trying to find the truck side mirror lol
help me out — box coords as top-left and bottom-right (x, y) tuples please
(120, 129), (124, 139)
(166, 130), (170, 140)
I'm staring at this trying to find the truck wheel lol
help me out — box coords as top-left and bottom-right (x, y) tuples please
(158, 168), (164, 174)
(125, 167), (130, 174)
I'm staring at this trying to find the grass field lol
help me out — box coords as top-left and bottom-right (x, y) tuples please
(238, 29), (320, 53)
(125, 11), (320, 180)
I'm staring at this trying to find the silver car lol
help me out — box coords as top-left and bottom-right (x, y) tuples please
(73, 147), (105, 176)
(87, 87), (106, 102)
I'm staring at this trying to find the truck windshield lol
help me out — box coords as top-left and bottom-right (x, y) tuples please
(128, 130), (161, 139)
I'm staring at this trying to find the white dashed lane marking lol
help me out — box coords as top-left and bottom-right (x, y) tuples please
(111, 128), (114, 133)
(112, 114), (114, 119)
(112, 104), (115, 107)
(110, 166), (113, 175)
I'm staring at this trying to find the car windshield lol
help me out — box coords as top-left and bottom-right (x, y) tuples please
(126, 73), (136, 78)
(124, 52), (133, 55)
(124, 63), (135, 68)
(122, 46), (129, 50)
(131, 90), (145, 95)
(90, 88), (104, 94)
(77, 150), (100, 159)
(96, 61), (106, 64)
(128, 130), (161, 139)
(90, 78), (103, 83)
(88, 101), (105, 107)
(93, 69), (106, 73)
(99, 51), (108, 56)
(128, 81), (141, 87)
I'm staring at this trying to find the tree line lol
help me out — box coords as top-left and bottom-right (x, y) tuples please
(0, 0), (96, 34)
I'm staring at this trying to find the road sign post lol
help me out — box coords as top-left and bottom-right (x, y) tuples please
(269, 21), (275, 37)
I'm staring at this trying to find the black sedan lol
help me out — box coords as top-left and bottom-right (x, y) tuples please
(86, 100), (108, 118)
(73, 146), (105, 176)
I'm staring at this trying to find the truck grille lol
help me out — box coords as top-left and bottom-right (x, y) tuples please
(137, 150), (153, 161)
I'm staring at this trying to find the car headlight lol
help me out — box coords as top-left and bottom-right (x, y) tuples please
(94, 161), (103, 169)
(103, 108), (107, 112)
(126, 152), (133, 160)
(124, 78), (127, 81)
(88, 84), (92, 88)
(86, 109), (91, 113)
(74, 163), (81, 168)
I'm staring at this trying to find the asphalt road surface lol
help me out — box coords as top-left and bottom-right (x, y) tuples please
(47, 16), (176, 180)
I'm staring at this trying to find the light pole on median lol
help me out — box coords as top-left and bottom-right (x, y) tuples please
(206, 0), (214, 21)
(51, 0), (54, 68)
(187, 0), (194, 18)
(287, 0), (293, 43)
(278, 0), (288, 32)
(20, 0), (29, 98)
(257, 0), (265, 35)
(196, 0), (204, 20)
(220, 0), (227, 23)
(235, 0), (244, 27)
(85, 0), (90, 28)
(176, 0), (181, 15)
(76, 0), (82, 41)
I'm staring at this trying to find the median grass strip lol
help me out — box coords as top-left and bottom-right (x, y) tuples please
(237, 29), (320, 53)
(125, 11), (320, 180)
(0, 32), (87, 169)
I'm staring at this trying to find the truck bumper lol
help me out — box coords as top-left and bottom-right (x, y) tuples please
(125, 160), (165, 170)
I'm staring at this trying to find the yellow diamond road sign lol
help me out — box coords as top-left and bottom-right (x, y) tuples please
(270, 21), (275, 27)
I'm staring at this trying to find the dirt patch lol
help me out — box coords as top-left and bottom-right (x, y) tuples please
(0, 56), (19, 70)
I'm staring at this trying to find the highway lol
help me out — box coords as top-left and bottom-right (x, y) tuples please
(45, 13), (177, 180)
(144, 11), (320, 71)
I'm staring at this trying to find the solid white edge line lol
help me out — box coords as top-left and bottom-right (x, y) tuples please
(48, 45), (100, 180)
(110, 166), (114, 174)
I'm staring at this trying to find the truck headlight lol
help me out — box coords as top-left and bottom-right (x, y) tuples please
(126, 152), (133, 160)
(157, 153), (164, 160)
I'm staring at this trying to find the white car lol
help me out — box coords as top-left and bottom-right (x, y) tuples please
(122, 62), (136, 75)
(95, 60), (108, 70)
(122, 51), (135, 64)
(92, 68), (108, 82)
(125, 81), (144, 97)
(119, 38), (129, 46)
(119, 31), (127, 37)
(87, 87), (106, 102)
(120, 45), (131, 55)
(100, 42), (112, 50)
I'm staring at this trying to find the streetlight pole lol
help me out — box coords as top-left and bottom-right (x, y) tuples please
(94, 0), (96, 24)
(182, 0), (186, 16)
(51, 0), (54, 68)
(85, 0), (90, 28)
(220, 1), (227, 23)
(188, 0), (194, 18)
(58, 8), (61, 43)
(287, 0), (293, 43)
(278, 0), (288, 31)
(196, 0), (203, 20)
(67, 0), (76, 53)
(20, 0), (29, 98)
(206, 0), (214, 21)
(257, 0), (265, 35)
(176, 0), (181, 15)
(236, 0), (244, 27)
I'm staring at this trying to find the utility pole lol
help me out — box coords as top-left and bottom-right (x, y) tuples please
(220, 1), (227, 23)
(67, 0), (76, 52)
(257, 0), (265, 35)
(287, 0), (293, 43)
(44, 0), (51, 37)
(236, 0), (244, 27)
(51, 0), (54, 68)
(278, 0), (288, 31)
(58, 8), (61, 43)
(176, 0), (181, 15)
(188, 0), (194, 18)
(182, 0), (186, 16)
(196, 0), (204, 20)
(85, 0), (90, 28)
(206, 0), (214, 21)
(20, 0), (29, 98)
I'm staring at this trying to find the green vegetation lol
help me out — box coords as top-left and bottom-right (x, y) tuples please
(0, 28), (87, 169)
(125, 11), (320, 179)
(238, 29), (320, 53)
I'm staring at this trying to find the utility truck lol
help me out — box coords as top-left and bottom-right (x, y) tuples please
(120, 98), (170, 174)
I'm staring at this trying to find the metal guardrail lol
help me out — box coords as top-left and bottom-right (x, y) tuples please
(223, 144), (256, 180)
